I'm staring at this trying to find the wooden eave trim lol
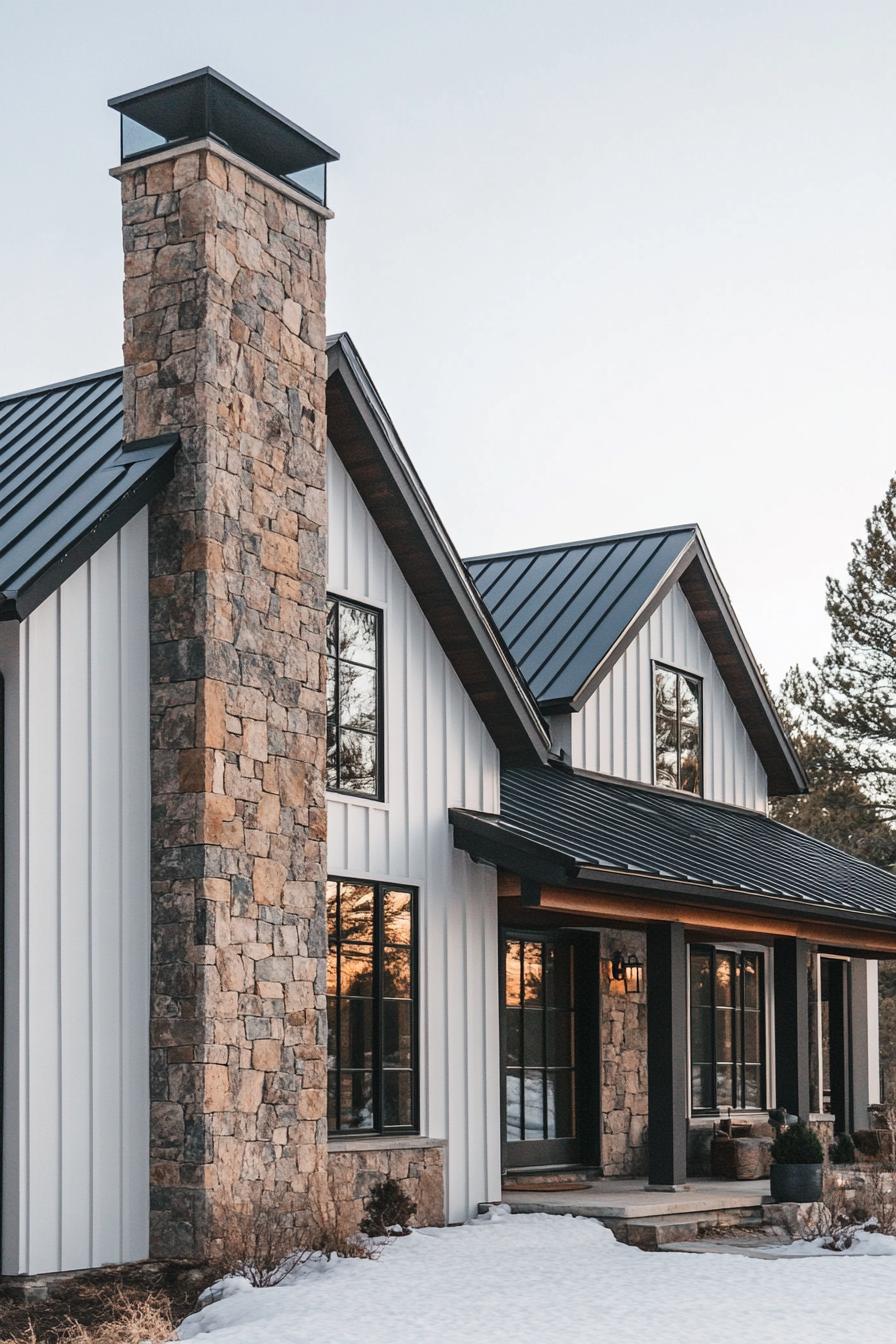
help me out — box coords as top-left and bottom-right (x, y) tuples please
(325, 340), (550, 761)
(497, 874), (896, 955)
(677, 545), (807, 796)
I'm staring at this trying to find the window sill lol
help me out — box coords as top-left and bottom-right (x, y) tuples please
(689, 1109), (768, 1124)
(328, 1135), (446, 1153)
(326, 791), (390, 812)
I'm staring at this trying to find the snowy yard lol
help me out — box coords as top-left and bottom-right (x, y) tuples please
(179, 1206), (896, 1343)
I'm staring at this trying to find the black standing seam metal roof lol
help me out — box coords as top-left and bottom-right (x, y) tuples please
(465, 527), (696, 706)
(450, 765), (896, 928)
(0, 368), (177, 620)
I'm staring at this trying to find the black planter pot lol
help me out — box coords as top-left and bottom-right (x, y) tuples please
(769, 1162), (823, 1203)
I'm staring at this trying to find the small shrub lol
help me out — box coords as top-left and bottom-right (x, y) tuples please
(771, 1121), (824, 1165)
(216, 1196), (376, 1288)
(830, 1132), (856, 1165)
(218, 1204), (307, 1287)
(858, 1168), (896, 1237)
(359, 1178), (417, 1237)
(800, 1170), (896, 1251)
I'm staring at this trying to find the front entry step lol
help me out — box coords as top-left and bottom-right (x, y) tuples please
(502, 1178), (769, 1222)
(608, 1206), (766, 1250)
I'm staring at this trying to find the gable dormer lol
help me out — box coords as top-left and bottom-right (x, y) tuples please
(467, 526), (806, 811)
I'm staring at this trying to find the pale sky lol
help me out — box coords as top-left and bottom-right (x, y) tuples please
(2, 1), (894, 686)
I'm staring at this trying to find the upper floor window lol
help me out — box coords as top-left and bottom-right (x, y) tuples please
(326, 596), (382, 798)
(654, 665), (702, 794)
(327, 878), (417, 1134)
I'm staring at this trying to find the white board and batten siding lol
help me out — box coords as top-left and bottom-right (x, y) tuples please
(327, 443), (502, 1222)
(1, 511), (151, 1275)
(554, 582), (768, 812)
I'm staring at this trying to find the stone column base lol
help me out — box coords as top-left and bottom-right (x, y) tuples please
(327, 1138), (447, 1230)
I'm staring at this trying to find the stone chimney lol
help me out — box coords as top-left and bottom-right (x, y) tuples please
(109, 69), (338, 1258)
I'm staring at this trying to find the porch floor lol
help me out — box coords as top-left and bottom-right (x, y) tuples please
(502, 1175), (770, 1220)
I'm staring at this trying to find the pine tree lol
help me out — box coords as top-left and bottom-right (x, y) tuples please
(770, 714), (896, 867)
(788, 476), (896, 822)
(776, 477), (896, 1105)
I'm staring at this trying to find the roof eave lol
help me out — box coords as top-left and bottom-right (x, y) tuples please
(450, 806), (896, 936)
(680, 533), (808, 797)
(0, 434), (178, 622)
(326, 333), (550, 763)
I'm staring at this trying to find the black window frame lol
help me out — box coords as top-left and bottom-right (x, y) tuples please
(653, 661), (703, 796)
(326, 594), (384, 801)
(500, 930), (580, 1169)
(326, 877), (419, 1138)
(689, 943), (767, 1116)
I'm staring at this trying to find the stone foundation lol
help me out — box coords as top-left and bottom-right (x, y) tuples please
(327, 1140), (446, 1230)
(600, 929), (648, 1176)
(825, 1164), (896, 1208)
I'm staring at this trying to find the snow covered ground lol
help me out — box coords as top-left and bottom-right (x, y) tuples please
(178, 1206), (896, 1343)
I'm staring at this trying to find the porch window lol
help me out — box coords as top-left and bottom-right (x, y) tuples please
(326, 878), (417, 1134)
(689, 946), (766, 1113)
(326, 596), (382, 798)
(654, 665), (702, 794)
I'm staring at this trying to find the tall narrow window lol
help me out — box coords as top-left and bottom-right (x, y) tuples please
(655, 665), (702, 794)
(326, 596), (382, 798)
(689, 945), (766, 1113)
(327, 879), (417, 1134)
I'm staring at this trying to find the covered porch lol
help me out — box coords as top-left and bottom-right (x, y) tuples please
(451, 764), (896, 1189)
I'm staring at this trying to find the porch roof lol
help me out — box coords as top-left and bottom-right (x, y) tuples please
(450, 763), (896, 930)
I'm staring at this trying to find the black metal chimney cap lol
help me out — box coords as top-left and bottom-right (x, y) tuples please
(109, 67), (339, 191)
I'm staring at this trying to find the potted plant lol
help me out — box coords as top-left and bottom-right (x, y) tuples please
(770, 1121), (824, 1202)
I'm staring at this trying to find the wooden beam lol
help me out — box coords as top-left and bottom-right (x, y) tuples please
(501, 882), (896, 956)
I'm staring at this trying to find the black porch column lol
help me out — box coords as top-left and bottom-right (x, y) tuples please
(646, 922), (688, 1188)
(773, 937), (811, 1118)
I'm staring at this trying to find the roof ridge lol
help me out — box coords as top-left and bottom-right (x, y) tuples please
(464, 523), (699, 566)
(531, 760), (771, 822)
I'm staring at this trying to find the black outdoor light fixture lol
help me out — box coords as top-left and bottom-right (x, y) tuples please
(610, 951), (644, 994)
(109, 68), (339, 206)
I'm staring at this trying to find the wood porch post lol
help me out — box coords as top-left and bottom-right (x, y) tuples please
(646, 922), (688, 1188)
(773, 937), (811, 1118)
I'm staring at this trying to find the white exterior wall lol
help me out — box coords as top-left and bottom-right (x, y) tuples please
(850, 958), (881, 1120)
(327, 444), (502, 1222)
(558, 582), (768, 811)
(1, 511), (151, 1275)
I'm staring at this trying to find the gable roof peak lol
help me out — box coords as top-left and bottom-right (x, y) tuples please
(464, 522), (698, 567)
(466, 522), (806, 797)
(466, 525), (698, 707)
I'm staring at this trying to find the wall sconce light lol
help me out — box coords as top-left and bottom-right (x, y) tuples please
(610, 952), (644, 994)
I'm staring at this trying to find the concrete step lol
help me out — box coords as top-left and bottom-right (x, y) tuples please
(503, 1185), (768, 1221)
(607, 1206), (765, 1250)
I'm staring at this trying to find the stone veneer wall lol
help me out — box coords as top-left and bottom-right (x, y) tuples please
(328, 1142), (446, 1230)
(118, 144), (330, 1258)
(600, 928), (648, 1176)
